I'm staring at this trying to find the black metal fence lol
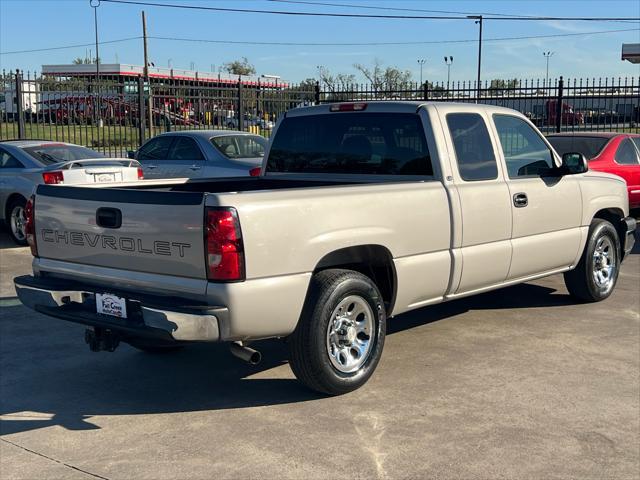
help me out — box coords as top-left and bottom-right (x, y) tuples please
(318, 77), (640, 135)
(1, 70), (638, 157)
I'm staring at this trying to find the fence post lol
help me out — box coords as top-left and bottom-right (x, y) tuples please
(555, 76), (564, 133)
(314, 81), (321, 105)
(137, 76), (146, 147)
(14, 70), (25, 139)
(423, 81), (429, 101)
(238, 78), (244, 131)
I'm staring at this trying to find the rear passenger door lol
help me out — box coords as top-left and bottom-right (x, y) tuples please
(445, 111), (513, 294)
(164, 136), (206, 179)
(492, 114), (582, 279)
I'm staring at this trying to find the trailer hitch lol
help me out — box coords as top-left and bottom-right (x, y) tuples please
(85, 327), (120, 352)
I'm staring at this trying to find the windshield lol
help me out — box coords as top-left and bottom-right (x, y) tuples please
(22, 144), (104, 165)
(266, 113), (433, 175)
(211, 135), (266, 159)
(547, 136), (609, 160)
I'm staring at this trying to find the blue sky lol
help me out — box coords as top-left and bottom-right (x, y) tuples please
(1, 0), (639, 83)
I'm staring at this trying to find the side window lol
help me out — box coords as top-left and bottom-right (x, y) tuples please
(0, 149), (24, 169)
(446, 113), (498, 181)
(169, 137), (204, 161)
(615, 138), (640, 165)
(493, 115), (555, 178)
(137, 136), (174, 161)
(212, 136), (240, 158)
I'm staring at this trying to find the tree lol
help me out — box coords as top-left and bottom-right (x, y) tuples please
(317, 66), (355, 92)
(489, 78), (521, 92)
(353, 59), (412, 97)
(72, 57), (99, 64)
(223, 57), (256, 76)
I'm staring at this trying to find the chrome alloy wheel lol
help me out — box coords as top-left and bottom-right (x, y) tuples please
(10, 205), (26, 242)
(326, 295), (375, 374)
(592, 235), (616, 289)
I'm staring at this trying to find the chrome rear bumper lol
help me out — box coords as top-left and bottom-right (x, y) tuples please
(14, 275), (227, 342)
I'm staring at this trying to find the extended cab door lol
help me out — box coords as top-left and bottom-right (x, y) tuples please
(491, 114), (582, 279)
(443, 110), (513, 294)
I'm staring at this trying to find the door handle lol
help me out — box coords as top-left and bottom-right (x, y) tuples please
(513, 192), (528, 208)
(189, 165), (202, 171)
(146, 165), (157, 169)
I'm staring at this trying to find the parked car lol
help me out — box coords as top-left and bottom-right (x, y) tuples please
(130, 130), (267, 179)
(14, 102), (635, 395)
(0, 140), (143, 244)
(547, 132), (640, 209)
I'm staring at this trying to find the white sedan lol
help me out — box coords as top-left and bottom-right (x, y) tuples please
(0, 140), (143, 244)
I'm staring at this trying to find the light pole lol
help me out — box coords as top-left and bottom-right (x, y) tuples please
(467, 15), (483, 102)
(444, 56), (453, 87)
(543, 51), (555, 94)
(417, 59), (426, 86)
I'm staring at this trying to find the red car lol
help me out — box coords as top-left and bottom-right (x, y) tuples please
(547, 132), (640, 210)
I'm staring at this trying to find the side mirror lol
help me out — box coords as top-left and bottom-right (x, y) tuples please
(561, 152), (588, 175)
(127, 150), (136, 159)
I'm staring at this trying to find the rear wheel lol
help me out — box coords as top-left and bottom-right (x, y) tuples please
(7, 197), (27, 246)
(564, 218), (620, 302)
(288, 269), (386, 395)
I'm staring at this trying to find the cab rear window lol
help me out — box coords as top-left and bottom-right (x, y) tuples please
(266, 113), (433, 176)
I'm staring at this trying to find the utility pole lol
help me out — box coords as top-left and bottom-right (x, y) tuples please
(91, 0), (102, 141)
(468, 15), (483, 103)
(417, 59), (426, 86)
(142, 11), (153, 137)
(543, 51), (555, 95)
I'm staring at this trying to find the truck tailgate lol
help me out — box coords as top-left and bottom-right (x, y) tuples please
(34, 185), (207, 279)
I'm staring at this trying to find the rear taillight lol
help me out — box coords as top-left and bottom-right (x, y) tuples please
(24, 195), (37, 256)
(42, 171), (64, 184)
(249, 167), (261, 177)
(137, 167), (144, 180)
(205, 208), (244, 281)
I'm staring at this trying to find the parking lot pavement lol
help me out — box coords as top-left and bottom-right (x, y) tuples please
(1, 231), (638, 480)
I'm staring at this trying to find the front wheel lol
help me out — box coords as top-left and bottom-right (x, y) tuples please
(564, 218), (621, 302)
(288, 269), (386, 395)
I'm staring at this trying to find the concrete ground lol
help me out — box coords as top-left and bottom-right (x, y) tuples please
(1, 231), (638, 480)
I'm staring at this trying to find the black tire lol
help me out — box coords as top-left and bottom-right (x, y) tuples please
(564, 218), (621, 302)
(7, 197), (28, 246)
(288, 269), (386, 395)
(126, 338), (184, 354)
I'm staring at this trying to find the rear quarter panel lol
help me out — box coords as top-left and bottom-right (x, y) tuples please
(207, 180), (452, 323)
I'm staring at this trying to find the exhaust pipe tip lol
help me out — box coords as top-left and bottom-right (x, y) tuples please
(230, 342), (261, 365)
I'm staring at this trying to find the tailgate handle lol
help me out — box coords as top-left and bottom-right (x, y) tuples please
(96, 208), (122, 229)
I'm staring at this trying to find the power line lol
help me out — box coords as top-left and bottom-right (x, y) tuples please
(1, 28), (637, 55)
(265, 0), (555, 18)
(0, 37), (141, 55)
(149, 28), (640, 47)
(266, 0), (640, 24)
(99, 0), (640, 21)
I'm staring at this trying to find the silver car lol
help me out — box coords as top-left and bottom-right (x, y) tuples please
(0, 140), (142, 244)
(131, 130), (267, 179)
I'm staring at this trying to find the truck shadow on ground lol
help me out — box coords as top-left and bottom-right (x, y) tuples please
(1, 281), (582, 436)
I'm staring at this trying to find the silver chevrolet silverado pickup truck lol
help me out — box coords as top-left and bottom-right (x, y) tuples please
(15, 102), (636, 395)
